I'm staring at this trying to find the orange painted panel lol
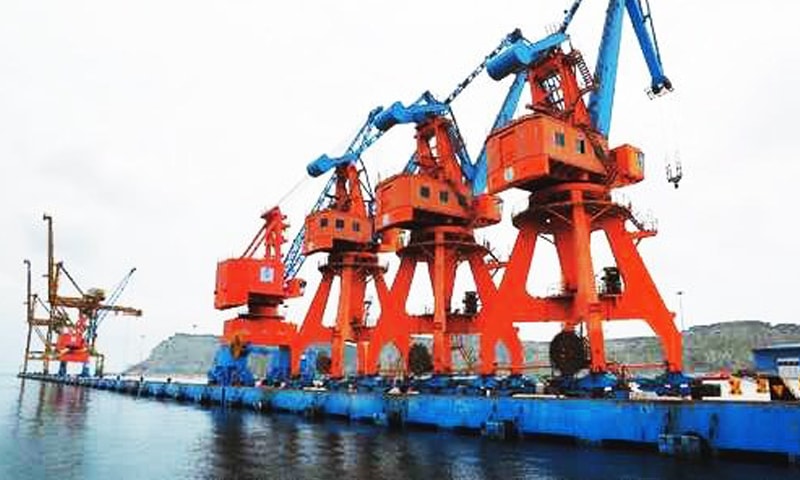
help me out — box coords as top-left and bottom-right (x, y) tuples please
(304, 210), (372, 255)
(375, 174), (470, 230)
(222, 317), (297, 346)
(610, 144), (645, 185)
(214, 258), (285, 310)
(472, 194), (503, 226)
(486, 115), (606, 193)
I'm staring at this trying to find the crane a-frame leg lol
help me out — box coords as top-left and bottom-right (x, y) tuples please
(292, 253), (383, 378)
(364, 256), (415, 376)
(485, 183), (683, 374)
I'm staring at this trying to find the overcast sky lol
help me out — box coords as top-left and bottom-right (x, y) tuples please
(1, 1), (798, 373)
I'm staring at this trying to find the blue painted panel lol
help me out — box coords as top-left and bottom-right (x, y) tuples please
(207, 386), (226, 404)
(271, 389), (320, 412)
(163, 383), (183, 400)
(671, 401), (800, 455)
(406, 395), (492, 430)
(183, 385), (207, 403)
(240, 387), (268, 409)
(753, 347), (800, 374)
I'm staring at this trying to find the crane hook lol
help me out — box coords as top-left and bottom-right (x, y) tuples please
(665, 155), (682, 189)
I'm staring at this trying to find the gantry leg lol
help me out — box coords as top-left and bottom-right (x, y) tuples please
(365, 257), (416, 375)
(430, 230), (455, 373)
(292, 272), (334, 375)
(603, 218), (683, 372)
(564, 190), (606, 372)
(476, 226), (539, 375)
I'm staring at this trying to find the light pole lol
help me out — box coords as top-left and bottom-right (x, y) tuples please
(676, 291), (685, 332)
(139, 334), (146, 363)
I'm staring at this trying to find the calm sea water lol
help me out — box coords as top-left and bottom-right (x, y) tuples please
(0, 374), (792, 480)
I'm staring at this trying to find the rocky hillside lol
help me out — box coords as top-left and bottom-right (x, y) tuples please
(524, 321), (800, 372)
(124, 333), (219, 376)
(126, 321), (800, 376)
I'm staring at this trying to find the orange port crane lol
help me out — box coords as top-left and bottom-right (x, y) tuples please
(293, 162), (385, 377)
(364, 94), (508, 375)
(211, 207), (305, 383)
(477, 0), (681, 377)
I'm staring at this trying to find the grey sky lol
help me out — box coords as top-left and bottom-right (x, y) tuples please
(1, 1), (798, 373)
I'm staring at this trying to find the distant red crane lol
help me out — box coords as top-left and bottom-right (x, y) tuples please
(22, 214), (142, 377)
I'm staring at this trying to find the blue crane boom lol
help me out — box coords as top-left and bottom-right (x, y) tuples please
(470, 71), (528, 194)
(283, 30), (526, 280)
(626, 0), (670, 95)
(398, 30), (562, 193)
(477, 0), (670, 142)
(283, 107), (385, 281)
(286, 3), (673, 279)
(283, 0), (667, 277)
(588, 0), (672, 137)
(306, 106), (385, 178)
(88, 267), (137, 341)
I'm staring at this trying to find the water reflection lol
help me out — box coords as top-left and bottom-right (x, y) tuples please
(0, 377), (794, 480)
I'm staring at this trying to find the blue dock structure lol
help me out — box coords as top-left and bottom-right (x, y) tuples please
(19, 373), (800, 465)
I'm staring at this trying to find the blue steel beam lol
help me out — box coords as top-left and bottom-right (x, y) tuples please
(559, 0), (585, 33)
(306, 106), (385, 178)
(589, 0), (672, 138)
(588, 0), (626, 138)
(286, 107), (384, 280)
(625, 0), (671, 95)
(373, 100), (449, 132)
